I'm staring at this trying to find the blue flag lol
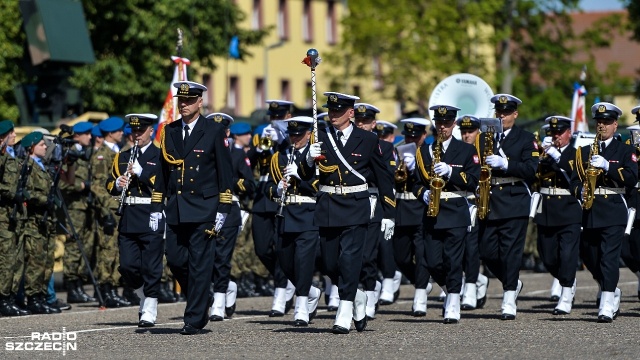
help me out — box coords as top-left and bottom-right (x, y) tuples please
(229, 36), (240, 59)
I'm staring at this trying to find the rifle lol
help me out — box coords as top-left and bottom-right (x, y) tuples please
(10, 155), (32, 223)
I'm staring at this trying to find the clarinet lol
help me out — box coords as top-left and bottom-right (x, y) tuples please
(276, 146), (296, 218)
(116, 140), (139, 216)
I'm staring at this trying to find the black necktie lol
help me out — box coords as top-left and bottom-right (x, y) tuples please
(294, 150), (301, 161)
(600, 141), (606, 153)
(494, 133), (505, 152)
(183, 125), (190, 145)
(336, 131), (344, 149)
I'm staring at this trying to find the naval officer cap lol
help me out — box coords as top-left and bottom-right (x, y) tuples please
(21, 131), (43, 149)
(230, 122), (252, 136)
(72, 121), (93, 134)
(591, 102), (622, 121)
(126, 113), (158, 129)
(353, 103), (381, 119)
(374, 120), (397, 136)
(400, 118), (431, 136)
(317, 112), (329, 122)
(544, 115), (573, 132)
(173, 81), (207, 98)
(456, 115), (480, 130)
(491, 93), (523, 112)
(322, 92), (360, 110)
(632, 105), (640, 122)
(206, 112), (234, 127)
(430, 105), (461, 121)
(99, 117), (125, 133)
(285, 116), (314, 135)
(266, 100), (294, 117)
(0, 120), (14, 136)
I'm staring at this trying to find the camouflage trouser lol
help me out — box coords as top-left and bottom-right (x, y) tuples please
(524, 218), (539, 258)
(62, 208), (95, 282)
(0, 223), (18, 296)
(231, 214), (269, 279)
(19, 216), (55, 297)
(161, 255), (173, 283)
(94, 212), (120, 286)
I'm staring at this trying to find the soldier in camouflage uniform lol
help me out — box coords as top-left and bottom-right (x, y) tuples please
(59, 121), (97, 304)
(0, 121), (30, 316)
(92, 117), (130, 307)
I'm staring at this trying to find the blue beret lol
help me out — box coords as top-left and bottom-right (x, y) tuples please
(230, 122), (252, 135)
(72, 121), (93, 134)
(0, 120), (15, 136)
(91, 125), (103, 138)
(253, 123), (268, 136)
(123, 124), (132, 136)
(22, 131), (43, 149)
(99, 117), (125, 133)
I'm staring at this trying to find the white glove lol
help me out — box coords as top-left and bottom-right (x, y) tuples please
(131, 160), (143, 176)
(306, 142), (323, 166)
(149, 212), (163, 231)
(276, 178), (288, 197)
(590, 155), (609, 172)
(434, 162), (452, 178)
(545, 146), (561, 162)
(542, 136), (553, 148)
(115, 175), (128, 192)
(404, 154), (416, 172)
(486, 154), (508, 170)
(380, 219), (395, 241)
(422, 190), (431, 206)
(262, 125), (279, 143)
(284, 163), (300, 181)
(214, 212), (228, 232)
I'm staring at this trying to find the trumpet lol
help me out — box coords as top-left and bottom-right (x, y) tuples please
(395, 158), (408, 183)
(582, 130), (602, 210)
(116, 140), (139, 216)
(259, 135), (274, 151)
(427, 133), (446, 217)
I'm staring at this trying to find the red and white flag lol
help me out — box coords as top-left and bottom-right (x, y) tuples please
(571, 83), (588, 133)
(155, 56), (190, 144)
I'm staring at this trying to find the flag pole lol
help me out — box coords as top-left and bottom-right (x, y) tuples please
(302, 48), (323, 175)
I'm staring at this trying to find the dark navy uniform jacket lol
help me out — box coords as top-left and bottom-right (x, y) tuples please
(394, 147), (424, 226)
(412, 137), (480, 229)
(152, 116), (234, 225)
(534, 145), (582, 227)
(301, 125), (395, 227)
(368, 140), (396, 223)
(570, 139), (638, 228)
(108, 143), (164, 233)
(478, 125), (539, 220)
(249, 140), (290, 214)
(628, 146), (640, 223)
(224, 145), (256, 228)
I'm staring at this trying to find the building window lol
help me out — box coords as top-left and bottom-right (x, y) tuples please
(326, 0), (336, 45)
(372, 56), (383, 91)
(305, 81), (313, 108)
(229, 76), (239, 115)
(255, 78), (265, 109)
(281, 80), (290, 101)
(278, 0), (289, 40)
(303, 0), (313, 43)
(202, 74), (213, 113)
(252, 0), (262, 30)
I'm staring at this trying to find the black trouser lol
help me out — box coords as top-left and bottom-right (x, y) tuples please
(252, 212), (288, 288)
(621, 222), (640, 273)
(320, 224), (367, 302)
(479, 217), (528, 291)
(463, 224), (480, 283)
(393, 225), (429, 289)
(276, 229), (319, 297)
(165, 222), (214, 329)
(537, 223), (581, 287)
(212, 225), (239, 293)
(118, 232), (164, 298)
(378, 225), (396, 279)
(360, 220), (381, 291)
(424, 227), (467, 294)
(581, 225), (624, 292)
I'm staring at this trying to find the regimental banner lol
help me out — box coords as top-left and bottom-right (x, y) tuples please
(155, 56), (190, 145)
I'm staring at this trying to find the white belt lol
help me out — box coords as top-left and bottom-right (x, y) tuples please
(440, 191), (468, 199)
(124, 197), (151, 205)
(368, 187), (379, 195)
(594, 187), (625, 195)
(259, 175), (270, 182)
(396, 192), (417, 200)
(319, 184), (368, 195)
(491, 177), (524, 185)
(284, 195), (316, 203)
(539, 187), (572, 196)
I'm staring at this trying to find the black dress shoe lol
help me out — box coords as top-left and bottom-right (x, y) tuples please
(552, 309), (569, 315)
(412, 306), (426, 317)
(209, 315), (224, 322)
(597, 315), (613, 323)
(269, 310), (284, 317)
(327, 305), (338, 312)
(379, 299), (393, 306)
(500, 313), (516, 320)
(309, 308), (317, 321)
(225, 303), (236, 318)
(476, 295), (487, 309)
(293, 319), (308, 327)
(393, 289), (400, 302)
(637, 291), (640, 301)
(284, 298), (294, 314)
(443, 318), (459, 324)
(461, 304), (475, 311)
(354, 316), (367, 332)
(331, 325), (349, 334)
(138, 320), (154, 327)
(613, 310), (619, 320)
(180, 324), (202, 335)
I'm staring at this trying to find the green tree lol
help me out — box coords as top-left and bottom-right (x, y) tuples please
(0, 3), (27, 121)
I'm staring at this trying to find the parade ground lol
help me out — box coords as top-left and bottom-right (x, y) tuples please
(2, 269), (639, 359)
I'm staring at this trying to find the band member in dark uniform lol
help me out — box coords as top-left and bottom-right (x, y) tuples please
(413, 105), (480, 323)
(570, 102), (638, 322)
(623, 106), (640, 300)
(302, 92), (396, 334)
(108, 113), (163, 326)
(151, 81), (234, 335)
(478, 94), (538, 320)
(534, 116), (582, 315)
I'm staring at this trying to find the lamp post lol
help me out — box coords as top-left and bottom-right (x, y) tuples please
(263, 41), (284, 102)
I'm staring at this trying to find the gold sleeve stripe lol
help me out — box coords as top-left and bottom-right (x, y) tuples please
(390, 161), (396, 166)
(311, 179), (319, 191)
(618, 168), (625, 182)
(384, 196), (396, 207)
(151, 191), (163, 203)
(532, 152), (539, 157)
(460, 171), (467, 184)
(416, 147), (430, 183)
(417, 186), (424, 197)
(219, 190), (233, 204)
(237, 178), (246, 192)
(149, 175), (156, 185)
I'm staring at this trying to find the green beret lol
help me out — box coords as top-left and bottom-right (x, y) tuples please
(21, 131), (43, 149)
(0, 120), (15, 136)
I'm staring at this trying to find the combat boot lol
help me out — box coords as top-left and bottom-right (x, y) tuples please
(0, 295), (30, 316)
(27, 294), (60, 314)
(158, 282), (177, 303)
(66, 280), (87, 303)
(99, 284), (121, 308)
(109, 284), (132, 307)
(122, 286), (141, 306)
(255, 275), (275, 297)
(76, 280), (96, 302)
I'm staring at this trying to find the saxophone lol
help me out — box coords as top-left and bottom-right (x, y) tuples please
(477, 132), (493, 220)
(427, 133), (446, 217)
(582, 130), (602, 210)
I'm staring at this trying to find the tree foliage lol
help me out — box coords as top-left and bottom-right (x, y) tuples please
(0, 3), (27, 121)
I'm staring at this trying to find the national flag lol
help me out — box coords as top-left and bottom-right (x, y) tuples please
(155, 56), (190, 144)
(229, 36), (241, 59)
(571, 82), (588, 133)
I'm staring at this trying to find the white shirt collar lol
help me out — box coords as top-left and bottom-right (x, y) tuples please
(603, 137), (614, 147)
(182, 117), (199, 131)
(442, 136), (453, 152)
(138, 141), (152, 155)
(103, 140), (119, 153)
(333, 123), (354, 140)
